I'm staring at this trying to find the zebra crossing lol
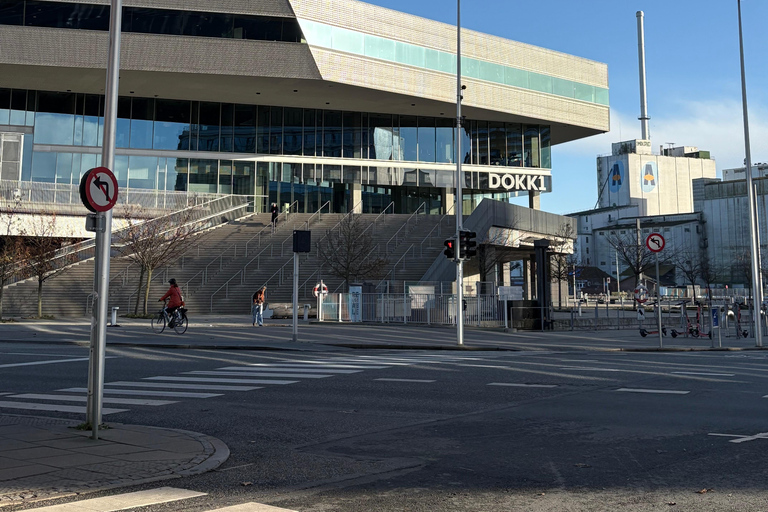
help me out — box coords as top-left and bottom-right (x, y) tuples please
(0, 353), (481, 416)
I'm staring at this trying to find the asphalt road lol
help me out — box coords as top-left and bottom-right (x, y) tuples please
(3, 341), (768, 511)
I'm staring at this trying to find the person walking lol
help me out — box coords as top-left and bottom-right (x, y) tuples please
(270, 202), (278, 233)
(252, 286), (266, 326)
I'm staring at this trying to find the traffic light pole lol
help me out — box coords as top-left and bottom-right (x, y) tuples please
(455, 0), (464, 346)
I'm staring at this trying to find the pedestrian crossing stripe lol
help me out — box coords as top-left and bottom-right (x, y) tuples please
(59, 387), (223, 398)
(0, 400), (128, 415)
(186, 371), (333, 379)
(29, 486), (206, 511)
(8, 393), (177, 406)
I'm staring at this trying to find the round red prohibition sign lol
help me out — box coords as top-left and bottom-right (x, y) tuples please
(645, 233), (665, 253)
(80, 167), (119, 213)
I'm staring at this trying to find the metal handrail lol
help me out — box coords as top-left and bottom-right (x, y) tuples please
(313, 201), (363, 251)
(386, 202), (425, 253)
(280, 201), (331, 256)
(208, 242), (277, 311)
(419, 204), (457, 255)
(384, 244), (416, 281)
(243, 200), (298, 257)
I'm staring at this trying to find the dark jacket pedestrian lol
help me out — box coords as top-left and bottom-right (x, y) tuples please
(270, 203), (279, 226)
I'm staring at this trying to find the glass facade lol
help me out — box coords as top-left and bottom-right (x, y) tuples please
(2, 88), (550, 214)
(0, 1), (303, 42)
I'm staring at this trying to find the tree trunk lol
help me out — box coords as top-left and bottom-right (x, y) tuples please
(134, 267), (145, 315)
(143, 267), (154, 315)
(37, 278), (43, 318)
(0, 281), (4, 320)
(557, 261), (562, 308)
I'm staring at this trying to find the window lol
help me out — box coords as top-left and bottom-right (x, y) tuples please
(684, 228), (690, 232)
(586, 247), (589, 254)
(620, 230), (625, 234)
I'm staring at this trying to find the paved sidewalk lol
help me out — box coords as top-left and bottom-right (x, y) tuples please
(0, 415), (228, 507)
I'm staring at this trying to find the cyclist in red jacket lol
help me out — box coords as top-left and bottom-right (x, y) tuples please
(159, 278), (184, 323)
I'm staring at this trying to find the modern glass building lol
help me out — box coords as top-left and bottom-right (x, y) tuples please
(0, 0), (610, 215)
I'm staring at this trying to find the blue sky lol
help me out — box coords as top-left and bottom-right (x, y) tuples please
(364, 0), (768, 215)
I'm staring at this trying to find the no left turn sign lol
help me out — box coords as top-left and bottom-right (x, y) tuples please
(645, 233), (665, 253)
(80, 167), (119, 213)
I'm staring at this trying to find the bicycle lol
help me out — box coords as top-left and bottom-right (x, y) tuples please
(151, 298), (188, 334)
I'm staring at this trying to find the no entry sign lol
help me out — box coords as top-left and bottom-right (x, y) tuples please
(80, 167), (119, 213)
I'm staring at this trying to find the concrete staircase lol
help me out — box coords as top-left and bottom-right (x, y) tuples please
(1, 212), (455, 318)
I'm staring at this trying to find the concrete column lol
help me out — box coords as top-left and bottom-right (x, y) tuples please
(350, 183), (362, 213)
(529, 190), (540, 210)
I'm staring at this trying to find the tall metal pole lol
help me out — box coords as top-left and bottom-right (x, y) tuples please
(636, 11), (651, 141)
(455, 0), (464, 346)
(87, 0), (121, 440)
(656, 252), (662, 348)
(737, 0), (762, 347)
(292, 252), (299, 342)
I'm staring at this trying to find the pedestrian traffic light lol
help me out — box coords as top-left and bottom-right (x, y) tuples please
(458, 230), (477, 260)
(443, 238), (455, 259)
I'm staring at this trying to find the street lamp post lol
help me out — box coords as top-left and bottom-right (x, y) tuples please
(737, 0), (763, 347)
(455, 0), (464, 346)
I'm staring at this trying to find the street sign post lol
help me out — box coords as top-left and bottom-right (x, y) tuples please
(645, 233), (665, 348)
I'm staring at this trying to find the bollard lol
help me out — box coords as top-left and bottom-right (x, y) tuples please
(303, 304), (311, 322)
(109, 306), (120, 327)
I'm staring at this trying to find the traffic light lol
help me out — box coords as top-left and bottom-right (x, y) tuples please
(465, 231), (477, 259)
(458, 230), (477, 260)
(443, 238), (456, 259)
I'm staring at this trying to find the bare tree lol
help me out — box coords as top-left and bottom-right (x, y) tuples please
(549, 223), (575, 308)
(0, 208), (28, 320)
(605, 231), (660, 288)
(699, 256), (723, 300)
(317, 214), (388, 288)
(114, 206), (203, 315)
(24, 214), (75, 317)
(672, 249), (703, 295)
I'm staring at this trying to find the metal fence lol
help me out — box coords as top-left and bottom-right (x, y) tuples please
(316, 292), (506, 327)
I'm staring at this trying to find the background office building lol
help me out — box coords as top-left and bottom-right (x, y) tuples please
(0, 0), (609, 216)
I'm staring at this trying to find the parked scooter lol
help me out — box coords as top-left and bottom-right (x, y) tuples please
(639, 301), (667, 337)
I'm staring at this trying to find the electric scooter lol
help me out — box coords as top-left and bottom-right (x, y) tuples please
(671, 300), (692, 338)
(639, 301), (667, 337)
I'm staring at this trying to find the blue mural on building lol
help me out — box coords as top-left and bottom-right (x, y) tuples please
(609, 161), (624, 193)
(641, 161), (658, 193)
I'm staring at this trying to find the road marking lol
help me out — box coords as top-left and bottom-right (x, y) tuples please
(616, 388), (690, 395)
(709, 432), (768, 443)
(560, 359), (599, 363)
(60, 387), (223, 398)
(9, 393), (177, 406)
(253, 362), (389, 369)
(671, 371), (735, 377)
(107, 381), (261, 391)
(374, 378), (436, 383)
(144, 376), (298, 385)
(560, 366), (623, 372)
(186, 371), (332, 379)
(0, 400), (128, 414)
(206, 502), (297, 511)
(31, 486), (206, 511)
(0, 357), (92, 369)
(487, 383), (558, 388)
(231, 366), (362, 374)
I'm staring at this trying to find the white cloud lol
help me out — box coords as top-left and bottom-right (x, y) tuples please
(555, 99), (768, 173)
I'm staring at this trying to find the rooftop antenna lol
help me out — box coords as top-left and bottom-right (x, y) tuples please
(637, 11), (651, 141)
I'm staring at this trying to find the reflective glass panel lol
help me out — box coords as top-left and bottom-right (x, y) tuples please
(506, 123), (522, 167)
(435, 118), (453, 164)
(256, 105), (269, 154)
(303, 109), (316, 156)
(269, 106), (283, 155)
(153, 99), (190, 150)
(323, 110), (342, 158)
(171, 158), (187, 191)
(0, 2), (23, 25)
(197, 102), (221, 152)
(369, 114), (392, 161)
(397, 115), (417, 162)
(489, 121), (505, 166)
(540, 125), (551, 169)
(234, 104), (257, 153)
(189, 158), (217, 193)
(0, 89), (10, 124)
(219, 160), (233, 194)
(524, 125), (540, 167)
(129, 98), (154, 149)
(472, 121), (488, 165)
(343, 112), (362, 158)
(417, 117), (435, 163)
(127, 156), (157, 189)
(283, 107), (302, 155)
(54, 152), (73, 184)
(220, 104), (234, 152)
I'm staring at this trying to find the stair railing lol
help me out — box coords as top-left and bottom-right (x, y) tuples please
(280, 201), (331, 256)
(242, 200), (298, 257)
(385, 202), (425, 254)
